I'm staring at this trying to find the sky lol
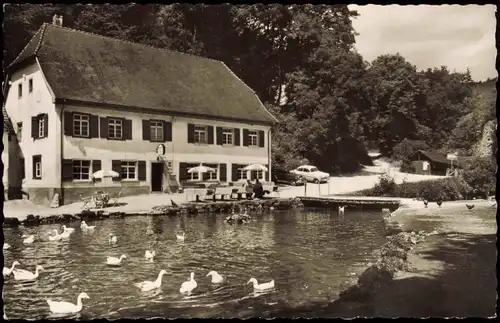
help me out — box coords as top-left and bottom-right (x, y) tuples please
(348, 4), (497, 81)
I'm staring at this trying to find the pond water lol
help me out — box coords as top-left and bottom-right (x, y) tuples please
(3, 208), (387, 319)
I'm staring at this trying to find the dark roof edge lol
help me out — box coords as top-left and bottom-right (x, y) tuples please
(55, 98), (275, 127)
(7, 23), (47, 72)
(218, 61), (279, 125)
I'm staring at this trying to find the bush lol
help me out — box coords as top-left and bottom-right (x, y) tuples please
(353, 177), (469, 201)
(461, 158), (496, 199)
(370, 172), (397, 196)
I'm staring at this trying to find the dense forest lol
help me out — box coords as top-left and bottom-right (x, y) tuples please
(3, 4), (497, 174)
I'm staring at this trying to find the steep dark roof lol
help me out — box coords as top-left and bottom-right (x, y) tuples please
(8, 24), (46, 69)
(414, 150), (481, 168)
(2, 105), (15, 135)
(8, 24), (277, 125)
(416, 150), (450, 165)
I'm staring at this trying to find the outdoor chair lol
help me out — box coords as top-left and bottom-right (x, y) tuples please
(109, 191), (122, 207)
(204, 189), (217, 202)
(80, 194), (93, 210)
(230, 188), (240, 200)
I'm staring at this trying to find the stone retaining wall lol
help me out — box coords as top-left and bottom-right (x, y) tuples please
(3, 198), (304, 228)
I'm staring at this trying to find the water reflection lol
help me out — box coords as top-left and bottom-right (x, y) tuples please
(3, 208), (391, 319)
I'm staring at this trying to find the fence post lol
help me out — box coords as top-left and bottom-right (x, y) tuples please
(304, 181), (307, 197)
(318, 182), (321, 196)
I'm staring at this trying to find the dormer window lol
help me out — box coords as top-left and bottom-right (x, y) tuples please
(18, 83), (22, 98)
(29, 78), (33, 93)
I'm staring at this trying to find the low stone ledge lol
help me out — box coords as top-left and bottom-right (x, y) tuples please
(148, 198), (301, 216)
(4, 198), (303, 228)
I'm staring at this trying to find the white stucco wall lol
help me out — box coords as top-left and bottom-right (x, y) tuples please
(4, 62), (57, 189)
(61, 104), (272, 190)
(2, 132), (9, 188)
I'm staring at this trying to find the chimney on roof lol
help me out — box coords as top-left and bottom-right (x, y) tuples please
(52, 14), (63, 27)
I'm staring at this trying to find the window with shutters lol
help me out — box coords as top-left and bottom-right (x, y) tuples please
(73, 114), (90, 137)
(18, 83), (22, 98)
(17, 122), (22, 141)
(237, 167), (247, 180)
(121, 161), (137, 180)
(38, 117), (45, 138)
(222, 128), (234, 145)
(150, 121), (163, 142)
(252, 170), (264, 180)
(205, 164), (218, 180)
(248, 130), (258, 147)
(186, 163), (200, 180)
(29, 78), (33, 93)
(108, 118), (123, 139)
(72, 160), (91, 180)
(33, 155), (42, 179)
(194, 125), (207, 144)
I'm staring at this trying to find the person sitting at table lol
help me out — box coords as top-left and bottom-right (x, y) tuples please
(244, 179), (254, 199)
(253, 178), (264, 199)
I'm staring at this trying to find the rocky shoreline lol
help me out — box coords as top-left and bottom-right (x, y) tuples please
(332, 229), (439, 312)
(323, 199), (496, 317)
(3, 197), (304, 228)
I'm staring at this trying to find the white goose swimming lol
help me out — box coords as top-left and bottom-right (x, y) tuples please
(62, 225), (75, 233)
(3, 242), (11, 250)
(179, 272), (197, 294)
(80, 221), (96, 231)
(134, 269), (167, 292)
(47, 292), (90, 314)
(59, 229), (71, 239)
(48, 229), (63, 241)
(145, 250), (156, 261)
(13, 265), (44, 281)
(206, 270), (224, 284)
(3, 261), (20, 277)
(176, 232), (185, 241)
(109, 234), (117, 245)
(22, 234), (35, 244)
(247, 278), (275, 291)
(106, 254), (127, 266)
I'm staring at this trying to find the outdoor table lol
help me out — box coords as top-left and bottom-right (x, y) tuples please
(93, 192), (110, 208)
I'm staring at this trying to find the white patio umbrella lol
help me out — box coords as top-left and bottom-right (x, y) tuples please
(243, 164), (268, 172)
(91, 170), (120, 193)
(187, 165), (216, 174)
(91, 170), (120, 179)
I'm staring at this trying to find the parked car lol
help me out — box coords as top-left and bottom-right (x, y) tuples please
(290, 165), (330, 183)
(272, 168), (305, 186)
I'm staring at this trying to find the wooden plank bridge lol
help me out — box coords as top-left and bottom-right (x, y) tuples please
(298, 196), (402, 211)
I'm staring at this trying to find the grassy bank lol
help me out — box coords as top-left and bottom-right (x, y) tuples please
(351, 175), (494, 202)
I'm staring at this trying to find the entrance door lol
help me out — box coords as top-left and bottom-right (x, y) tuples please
(151, 162), (164, 192)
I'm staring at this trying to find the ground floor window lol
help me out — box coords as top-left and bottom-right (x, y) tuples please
(73, 160), (91, 180)
(121, 161), (137, 180)
(251, 170), (264, 180)
(186, 163), (200, 180)
(33, 155), (42, 179)
(204, 163), (218, 180)
(237, 168), (247, 180)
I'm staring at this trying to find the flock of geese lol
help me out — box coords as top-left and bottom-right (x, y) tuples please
(3, 219), (275, 318)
